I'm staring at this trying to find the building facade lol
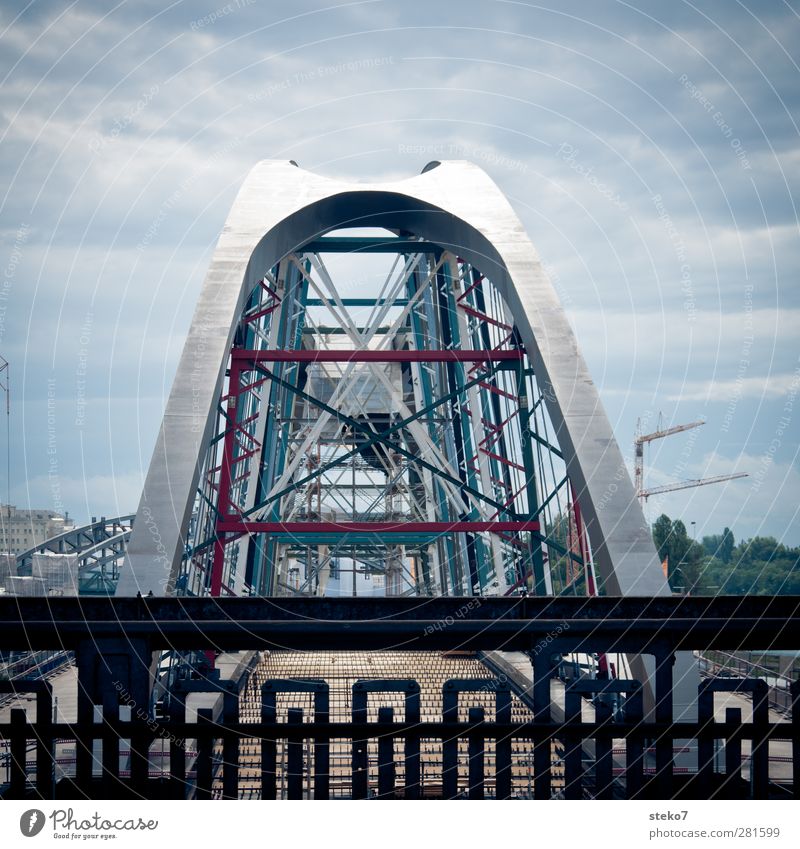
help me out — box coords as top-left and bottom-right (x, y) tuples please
(0, 504), (72, 556)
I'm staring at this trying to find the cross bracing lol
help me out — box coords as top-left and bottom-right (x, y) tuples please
(174, 234), (592, 600)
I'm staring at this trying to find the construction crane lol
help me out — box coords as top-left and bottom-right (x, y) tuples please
(639, 472), (749, 502)
(635, 413), (748, 503)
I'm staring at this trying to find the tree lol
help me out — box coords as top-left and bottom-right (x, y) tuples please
(669, 520), (692, 569)
(720, 527), (734, 564)
(736, 536), (786, 564)
(697, 533), (800, 596)
(678, 540), (706, 595)
(651, 514), (695, 591)
(652, 514), (672, 562)
(702, 533), (723, 557)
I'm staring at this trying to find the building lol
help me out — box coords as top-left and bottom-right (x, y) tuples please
(0, 504), (73, 556)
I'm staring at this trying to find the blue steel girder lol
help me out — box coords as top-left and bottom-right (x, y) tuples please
(515, 360), (548, 595)
(15, 516), (134, 596)
(248, 258), (309, 595)
(437, 257), (488, 593)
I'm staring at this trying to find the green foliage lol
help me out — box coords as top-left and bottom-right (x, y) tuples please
(653, 517), (800, 595)
(651, 514), (698, 592)
(701, 527), (734, 563)
(652, 514), (672, 561)
(721, 527), (734, 564)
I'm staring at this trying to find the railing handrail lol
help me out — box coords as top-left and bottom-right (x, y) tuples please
(1, 595), (798, 653)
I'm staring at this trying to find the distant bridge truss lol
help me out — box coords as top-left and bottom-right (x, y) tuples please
(15, 514), (133, 596)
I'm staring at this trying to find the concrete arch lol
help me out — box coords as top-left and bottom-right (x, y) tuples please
(118, 160), (667, 599)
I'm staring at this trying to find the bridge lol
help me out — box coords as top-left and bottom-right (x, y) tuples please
(1, 162), (797, 799)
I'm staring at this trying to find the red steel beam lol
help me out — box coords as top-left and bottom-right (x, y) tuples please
(230, 349), (523, 364)
(477, 381), (517, 401)
(457, 274), (485, 302)
(244, 303), (280, 323)
(480, 448), (526, 472)
(211, 358), (242, 597)
(216, 520), (540, 534)
(457, 303), (512, 331)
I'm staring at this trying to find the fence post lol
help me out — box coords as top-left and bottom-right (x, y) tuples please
(169, 696), (187, 798)
(9, 708), (27, 798)
(750, 680), (769, 799)
(625, 683), (644, 800)
(495, 683), (512, 800)
(654, 647), (675, 798)
(467, 707), (485, 799)
(195, 708), (214, 800)
(377, 706), (396, 798)
(442, 681), (459, 799)
(723, 707), (742, 798)
(221, 681), (239, 800)
(261, 686), (277, 800)
(352, 682), (369, 799)
(35, 684), (54, 799)
(286, 708), (304, 799)
(792, 680), (800, 800)
(532, 653), (557, 800)
(563, 684), (583, 799)
(594, 699), (613, 799)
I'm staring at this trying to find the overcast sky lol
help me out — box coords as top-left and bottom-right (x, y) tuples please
(0, 0), (798, 545)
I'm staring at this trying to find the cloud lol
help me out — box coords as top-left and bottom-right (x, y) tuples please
(18, 470), (143, 523)
(670, 372), (800, 402)
(0, 0), (797, 545)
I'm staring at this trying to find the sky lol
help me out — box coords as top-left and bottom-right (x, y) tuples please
(0, 0), (798, 545)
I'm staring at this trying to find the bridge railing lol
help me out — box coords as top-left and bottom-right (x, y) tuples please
(0, 595), (798, 799)
(698, 650), (796, 715)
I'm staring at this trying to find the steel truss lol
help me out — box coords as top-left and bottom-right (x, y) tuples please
(176, 236), (593, 600)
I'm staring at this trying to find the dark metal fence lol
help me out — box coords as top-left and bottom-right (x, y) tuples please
(698, 650), (796, 714)
(0, 595), (798, 800)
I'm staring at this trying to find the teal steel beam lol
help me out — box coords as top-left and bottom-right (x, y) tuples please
(533, 474), (569, 520)
(251, 260), (309, 594)
(531, 531), (584, 566)
(302, 326), (392, 335)
(527, 428), (564, 459)
(303, 236), (440, 254)
(268, 533), (471, 545)
(462, 265), (518, 591)
(306, 298), (409, 307)
(515, 362), (548, 595)
(407, 264), (459, 594)
(439, 259), (488, 592)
